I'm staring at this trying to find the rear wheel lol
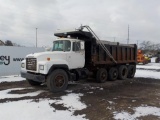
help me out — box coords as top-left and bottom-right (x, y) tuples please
(108, 67), (118, 81)
(127, 65), (136, 78)
(96, 68), (108, 83)
(47, 69), (68, 92)
(118, 65), (128, 80)
(27, 79), (42, 86)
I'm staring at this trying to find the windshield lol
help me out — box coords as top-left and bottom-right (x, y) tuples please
(52, 40), (71, 51)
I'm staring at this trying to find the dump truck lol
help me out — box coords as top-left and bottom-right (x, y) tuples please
(21, 25), (137, 92)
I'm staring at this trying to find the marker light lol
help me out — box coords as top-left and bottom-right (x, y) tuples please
(47, 58), (50, 61)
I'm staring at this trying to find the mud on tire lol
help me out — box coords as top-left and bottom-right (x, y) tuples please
(47, 69), (68, 92)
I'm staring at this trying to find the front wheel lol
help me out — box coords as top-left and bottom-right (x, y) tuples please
(27, 79), (42, 86)
(47, 69), (68, 92)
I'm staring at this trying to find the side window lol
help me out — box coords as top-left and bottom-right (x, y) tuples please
(73, 42), (80, 51)
(64, 41), (71, 51)
(54, 43), (58, 50)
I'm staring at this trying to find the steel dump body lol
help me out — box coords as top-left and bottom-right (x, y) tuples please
(92, 42), (137, 65)
(54, 30), (137, 68)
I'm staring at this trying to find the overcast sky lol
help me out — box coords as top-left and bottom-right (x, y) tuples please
(0, 0), (160, 47)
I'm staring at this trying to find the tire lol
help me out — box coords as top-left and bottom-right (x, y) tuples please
(96, 68), (108, 83)
(47, 69), (68, 92)
(127, 65), (136, 78)
(108, 67), (118, 81)
(118, 65), (128, 80)
(27, 79), (42, 86)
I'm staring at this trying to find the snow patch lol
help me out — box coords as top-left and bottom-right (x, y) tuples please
(108, 101), (114, 104)
(0, 91), (88, 120)
(132, 100), (136, 102)
(54, 93), (87, 111)
(0, 88), (43, 99)
(87, 91), (93, 94)
(137, 63), (160, 70)
(0, 99), (87, 120)
(0, 75), (25, 83)
(135, 69), (160, 79)
(113, 106), (160, 120)
(99, 88), (104, 90)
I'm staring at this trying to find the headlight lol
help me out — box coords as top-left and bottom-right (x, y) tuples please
(39, 65), (44, 70)
(21, 63), (25, 68)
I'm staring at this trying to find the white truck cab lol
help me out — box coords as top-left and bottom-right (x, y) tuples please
(21, 37), (86, 92)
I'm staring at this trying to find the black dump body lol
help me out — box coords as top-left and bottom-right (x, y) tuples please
(54, 30), (137, 69)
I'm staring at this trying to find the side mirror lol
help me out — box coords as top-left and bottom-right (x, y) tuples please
(45, 47), (51, 51)
(80, 42), (84, 50)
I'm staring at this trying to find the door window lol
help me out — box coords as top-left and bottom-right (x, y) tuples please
(73, 42), (80, 51)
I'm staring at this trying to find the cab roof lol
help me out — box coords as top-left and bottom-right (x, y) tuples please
(54, 30), (95, 42)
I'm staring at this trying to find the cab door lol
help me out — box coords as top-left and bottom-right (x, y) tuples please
(67, 41), (85, 69)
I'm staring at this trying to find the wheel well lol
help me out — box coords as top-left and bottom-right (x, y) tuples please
(47, 64), (69, 76)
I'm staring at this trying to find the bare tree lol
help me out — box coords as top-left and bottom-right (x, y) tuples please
(154, 44), (160, 50)
(139, 41), (152, 50)
(139, 41), (160, 56)
(5, 40), (13, 46)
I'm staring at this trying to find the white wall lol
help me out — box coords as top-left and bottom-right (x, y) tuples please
(0, 46), (45, 76)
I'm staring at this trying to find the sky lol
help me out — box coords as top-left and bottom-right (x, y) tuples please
(0, 0), (160, 47)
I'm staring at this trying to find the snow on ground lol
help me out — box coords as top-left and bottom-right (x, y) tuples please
(0, 99), (87, 120)
(0, 75), (25, 83)
(0, 74), (88, 119)
(136, 63), (160, 70)
(113, 106), (160, 120)
(135, 63), (160, 79)
(0, 87), (88, 120)
(0, 88), (43, 99)
(54, 93), (87, 111)
(135, 69), (160, 79)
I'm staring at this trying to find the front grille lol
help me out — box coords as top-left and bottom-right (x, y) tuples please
(26, 58), (37, 71)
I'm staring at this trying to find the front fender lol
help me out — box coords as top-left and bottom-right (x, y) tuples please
(38, 59), (69, 74)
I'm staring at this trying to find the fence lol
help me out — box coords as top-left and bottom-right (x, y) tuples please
(0, 46), (45, 76)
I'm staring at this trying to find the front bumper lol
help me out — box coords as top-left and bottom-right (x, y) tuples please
(21, 71), (45, 82)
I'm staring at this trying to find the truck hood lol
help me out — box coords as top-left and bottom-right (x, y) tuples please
(26, 51), (68, 61)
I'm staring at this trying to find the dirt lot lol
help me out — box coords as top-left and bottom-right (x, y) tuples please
(0, 77), (160, 120)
